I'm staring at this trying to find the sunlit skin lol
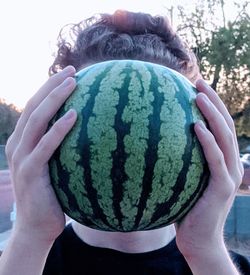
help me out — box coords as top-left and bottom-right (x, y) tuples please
(0, 64), (244, 275)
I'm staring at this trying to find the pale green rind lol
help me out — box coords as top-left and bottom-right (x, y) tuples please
(58, 66), (107, 224)
(50, 159), (71, 213)
(88, 62), (127, 229)
(147, 138), (204, 229)
(169, 138), (204, 215)
(120, 63), (154, 231)
(51, 60), (208, 231)
(138, 70), (187, 229)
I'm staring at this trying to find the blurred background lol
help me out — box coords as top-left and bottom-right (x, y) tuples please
(0, 0), (249, 256)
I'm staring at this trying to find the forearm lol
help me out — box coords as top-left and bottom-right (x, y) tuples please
(184, 242), (240, 275)
(0, 229), (53, 275)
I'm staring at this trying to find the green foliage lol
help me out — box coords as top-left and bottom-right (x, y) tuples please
(0, 99), (21, 144)
(0, 145), (8, 169)
(176, 0), (250, 140)
(208, 18), (250, 72)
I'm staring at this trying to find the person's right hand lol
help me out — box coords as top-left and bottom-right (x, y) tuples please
(5, 66), (77, 244)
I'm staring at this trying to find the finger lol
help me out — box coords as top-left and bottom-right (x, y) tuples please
(194, 121), (234, 197)
(195, 80), (239, 145)
(196, 93), (238, 175)
(17, 77), (76, 156)
(6, 66), (76, 158)
(195, 79), (234, 131)
(29, 109), (77, 166)
(17, 66), (75, 134)
(195, 79), (242, 173)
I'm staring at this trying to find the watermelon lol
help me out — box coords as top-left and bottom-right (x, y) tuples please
(49, 59), (209, 232)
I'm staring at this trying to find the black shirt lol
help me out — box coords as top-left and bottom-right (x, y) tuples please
(43, 224), (250, 275)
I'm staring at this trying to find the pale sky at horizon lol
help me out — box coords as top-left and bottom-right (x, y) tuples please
(0, 0), (247, 109)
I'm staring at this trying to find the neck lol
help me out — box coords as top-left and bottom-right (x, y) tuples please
(72, 221), (176, 253)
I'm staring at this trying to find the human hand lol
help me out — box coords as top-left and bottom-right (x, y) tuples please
(5, 66), (77, 244)
(241, 154), (250, 186)
(175, 79), (244, 258)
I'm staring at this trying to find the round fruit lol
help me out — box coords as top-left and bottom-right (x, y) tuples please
(49, 60), (209, 232)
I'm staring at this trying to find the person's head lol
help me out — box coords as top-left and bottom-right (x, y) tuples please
(49, 10), (200, 83)
(49, 10), (200, 237)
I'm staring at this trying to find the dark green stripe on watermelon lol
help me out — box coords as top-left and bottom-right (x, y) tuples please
(49, 59), (209, 232)
(146, 141), (209, 230)
(87, 61), (130, 230)
(119, 62), (156, 231)
(158, 77), (209, 227)
(140, 72), (209, 230)
(133, 64), (164, 230)
(147, 71), (196, 227)
(78, 63), (118, 230)
(110, 68), (131, 229)
(50, 63), (116, 230)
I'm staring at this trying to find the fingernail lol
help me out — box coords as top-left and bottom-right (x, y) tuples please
(62, 77), (73, 87)
(62, 66), (75, 75)
(198, 93), (210, 105)
(196, 120), (207, 132)
(202, 80), (215, 93)
(64, 109), (76, 120)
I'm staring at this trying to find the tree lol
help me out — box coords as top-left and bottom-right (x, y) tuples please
(176, 0), (250, 142)
(0, 99), (21, 144)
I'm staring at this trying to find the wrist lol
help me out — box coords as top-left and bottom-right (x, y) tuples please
(13, 213), (65, 245)
(12, 223), (57, 248)
(0, 227), (54, 275)
(182, 241), (240, 275)
(179, 235), (225, 259)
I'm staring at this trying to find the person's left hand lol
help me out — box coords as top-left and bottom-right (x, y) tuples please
(175, 79), (244, 257)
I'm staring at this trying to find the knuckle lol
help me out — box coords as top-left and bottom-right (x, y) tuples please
(235, 165), (244, 187)
(217, 177), (235, 200)
(25, 97), (37, 111)
(206, 113), (217, 126)
(48, 88), (62, 101)
(204, 128), (215, 143)
(36, 139), (49, 157)
(36, 137), (50, 154)
(52, 120), (64, 137)
(224, 129), (234, 143)
(239, 161), (244, 177)
(18, 158), (31, 179)
(227, 116), (235, 130)
(225, 183), (236, 199)
(49, 70), (67, 86)
(5, 137), (24, 169)
(216, 157), (224, 169)
(234, 172), (242, 187)
(5, 136), (14, 160)
(29, 111), (40, 125)
(213, 151), (225, 168)
(11, 149), (21, 169)
(226, 167), (243, 196)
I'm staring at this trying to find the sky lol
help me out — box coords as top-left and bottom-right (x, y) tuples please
(0, 0), (247, 109)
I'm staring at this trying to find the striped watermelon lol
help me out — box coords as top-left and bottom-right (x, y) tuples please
(49, 60), (209, 232)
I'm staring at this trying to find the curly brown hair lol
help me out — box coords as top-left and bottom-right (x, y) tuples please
(49, 10), (200, 83)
